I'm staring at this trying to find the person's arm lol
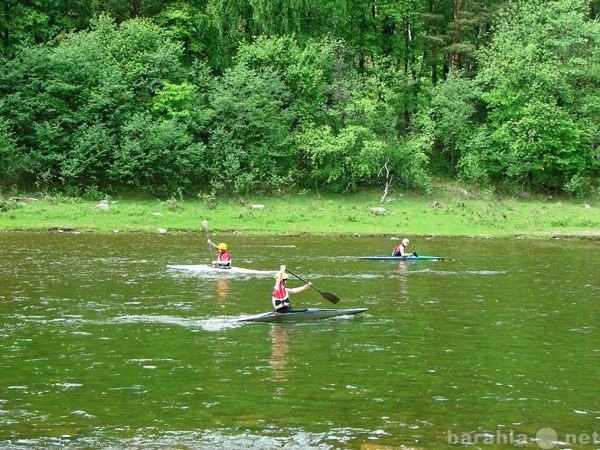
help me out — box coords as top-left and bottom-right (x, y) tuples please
(286, 282), (312, 295)
(207, 239), (217, 249)
(276, 265), (286, 280)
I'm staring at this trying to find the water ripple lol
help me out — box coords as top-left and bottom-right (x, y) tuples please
(111, 314), (243, 331)
(0, 427), (427, 450)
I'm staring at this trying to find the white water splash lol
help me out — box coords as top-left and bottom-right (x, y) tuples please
(111, 314), (243, 332)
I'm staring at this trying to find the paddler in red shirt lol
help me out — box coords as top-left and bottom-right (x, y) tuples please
(272, 265), (312, 313)
(392, 238), (418, 257)
(207, 240), (231, 267)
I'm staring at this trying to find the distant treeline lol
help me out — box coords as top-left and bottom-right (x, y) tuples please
(0, 0), (598, 197)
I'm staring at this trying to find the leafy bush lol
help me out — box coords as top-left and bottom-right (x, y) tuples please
(206, 63), (294, 194)
(296, 124), (390, 192)
(110, 114), (206, 196)
(0, 118), (22, 182)
(473, 0), (599, 192)
(0, 15), (187, 194)
(563, 174), (587, 198)
(422, 73), (482, 176)
(60, 123), (116, 189)
(390, 134), (432, 192)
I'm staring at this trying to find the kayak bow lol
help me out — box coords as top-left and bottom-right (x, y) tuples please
(239, 308), (368, 323)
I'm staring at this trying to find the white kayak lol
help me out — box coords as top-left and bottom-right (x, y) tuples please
(166, 264), (274, 276)
(239, 308), (368, 323)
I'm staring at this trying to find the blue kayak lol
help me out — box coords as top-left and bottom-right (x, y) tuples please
(358, 255), (444, 261)
(239, 308), (368, 323)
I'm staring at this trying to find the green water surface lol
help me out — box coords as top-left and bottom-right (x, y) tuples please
(0, 233), (598, 449)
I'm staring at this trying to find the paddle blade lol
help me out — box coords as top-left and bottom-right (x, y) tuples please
(201, 219), (208, 233)
(321, 291), (340, 304)
(286, 269), (340, 303)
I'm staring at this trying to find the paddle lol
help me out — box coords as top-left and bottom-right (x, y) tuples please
(201, 219), (214, 265)
(285, 268), (340, 304)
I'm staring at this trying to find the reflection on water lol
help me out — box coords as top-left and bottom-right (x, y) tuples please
(216, 278), (230, 304)
(269, 325), (289, 383)
(395, 263), (410, 297)
(394, 260), (411, 272)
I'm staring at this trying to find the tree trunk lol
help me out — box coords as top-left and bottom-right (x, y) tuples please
(432, 44), (438, 85)
(131, 0), (141, 18)
(403, 18), (410, 75)
(1, 1), (11, 53)
(452, 0), (461, 71)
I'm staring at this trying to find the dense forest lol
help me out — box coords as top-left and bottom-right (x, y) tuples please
(0, 0), (598, 197)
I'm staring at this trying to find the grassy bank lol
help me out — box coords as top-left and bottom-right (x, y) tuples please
(1, 187), (599, 239)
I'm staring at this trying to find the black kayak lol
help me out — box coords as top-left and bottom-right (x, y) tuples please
(239, 308), (368, 323)
(358, 255), (444, 261)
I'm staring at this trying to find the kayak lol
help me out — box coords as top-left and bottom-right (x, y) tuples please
(239, 308), (368, 323)
(166, 264), (274, 275)
(358, 255), (444, 261)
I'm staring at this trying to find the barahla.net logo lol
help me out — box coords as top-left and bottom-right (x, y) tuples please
(447, 427), (600, 448)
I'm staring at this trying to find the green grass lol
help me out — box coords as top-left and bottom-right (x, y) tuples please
(1, 188), (599, 239)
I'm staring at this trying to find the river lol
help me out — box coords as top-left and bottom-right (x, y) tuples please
(0, 233), (598, 449)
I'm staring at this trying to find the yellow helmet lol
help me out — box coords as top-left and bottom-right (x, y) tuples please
(217, 243), (228, 251)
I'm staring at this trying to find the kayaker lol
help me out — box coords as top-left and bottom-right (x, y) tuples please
(272, 265), (312, 313)
(392, 238), (418, 257)
(207, 240), (231, 267)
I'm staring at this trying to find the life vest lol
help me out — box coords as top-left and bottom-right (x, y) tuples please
(218, 250), (231, 262)
(272, 279), (288, 301)
(393, 245), (405, 256)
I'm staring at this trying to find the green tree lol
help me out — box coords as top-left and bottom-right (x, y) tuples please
(60, 123), (117, 190)
(110, 113), (206, 195)
(296, 124), (388, 192)
(152, 81), (199, 122)
(0, 15), (189, 192)
(419, 72), (482, 175)
(1, 0), (56, 57)
(235, 36), (338, 123)
(248, 0), (348, 37)
(155, 3), (218, 64)
(445, 0), (503, 72)
(471, 0), (600, 192)
(206, 63), (294, 194)
(0, 117), (22, 181)
(0, 0), (108, 57)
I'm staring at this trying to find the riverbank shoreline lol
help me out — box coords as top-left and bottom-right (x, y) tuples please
(2, 189), (598, 239)
(2, 229), (599, 240)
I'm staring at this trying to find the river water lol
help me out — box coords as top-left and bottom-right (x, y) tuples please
(0, 233), (598, 449)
